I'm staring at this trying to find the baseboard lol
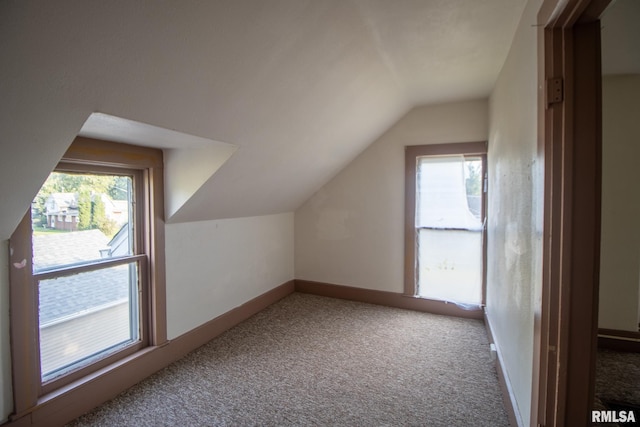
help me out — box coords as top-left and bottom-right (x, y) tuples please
(598, 328), (640, 353)
(6, 280), (295, 427)
(294, 279), (483, 320)
(484, 311), (522, 427)
(167, 280), (295, 359)
(5, 279), (498, 426)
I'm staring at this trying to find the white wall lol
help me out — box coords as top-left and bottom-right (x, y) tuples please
(599, 75), (640, 331)
(295, 99), (488, 291)
(0, 241), (12, 424)
(166, 213), (294, 339)
(486, 0), (541, 425)
(0, 213), (294, 422)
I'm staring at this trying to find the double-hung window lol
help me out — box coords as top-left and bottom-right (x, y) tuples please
(404, 142), (487, 306)
(9, 137), (166, 414)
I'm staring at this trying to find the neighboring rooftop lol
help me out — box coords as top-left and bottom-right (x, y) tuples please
(46, 193), (78, 213)
(33, 229), (110, 272)
(38, 266), (129, 326)
(33, 230), (131, 325)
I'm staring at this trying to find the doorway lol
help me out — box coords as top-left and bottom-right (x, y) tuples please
(535, 0), (611, 425)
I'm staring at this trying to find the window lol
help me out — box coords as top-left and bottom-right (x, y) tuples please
(9, 137), (166, 413)
(404, 142), (487, 306)
(34, 169), (141, 383)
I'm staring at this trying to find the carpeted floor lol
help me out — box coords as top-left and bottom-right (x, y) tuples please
(68, 293), (509, 426)
(594, 348), (640, 426)
(596, 349), (640, 408)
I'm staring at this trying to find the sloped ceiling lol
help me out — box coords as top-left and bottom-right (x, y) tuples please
(0, 0), (526, 238)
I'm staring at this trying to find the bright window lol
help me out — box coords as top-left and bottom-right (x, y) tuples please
(10, 138), (166, 408)
(405, 142), (487, 306)
(33, 170), (141, 382)
(415, 156), (484, 304)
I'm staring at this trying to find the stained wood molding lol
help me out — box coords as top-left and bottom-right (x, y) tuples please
(536, 1), (605, 425)
(294, 280), (483, 320)
(597, 328), (640, 353)
(8, 279), (491, 426)
(6, 280), (295, 427)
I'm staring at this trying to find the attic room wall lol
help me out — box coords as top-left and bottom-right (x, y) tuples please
(165, 213), (294, 339)
(599, 74), (640, 331)
(486, 0), (542, 425)
(0, 213), (294, 423)
(0, 242), (11, 423)
(295, 99), (488, 292)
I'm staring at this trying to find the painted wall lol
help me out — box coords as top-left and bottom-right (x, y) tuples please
(166, 213), (294, 339)
(486, 0), (542, 425)
(0, 212), (294, 422)
(0, 241), (12, 424)
(599, 75), (640, 331)
(295, 99), (488, 291)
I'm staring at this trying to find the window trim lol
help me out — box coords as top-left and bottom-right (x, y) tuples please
(9, 137), (166, 416)
(404, 141), (488, 300)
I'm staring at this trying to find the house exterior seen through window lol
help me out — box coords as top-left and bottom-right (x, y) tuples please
(32, 171), (140, 381)
(9, 138), (166, 412)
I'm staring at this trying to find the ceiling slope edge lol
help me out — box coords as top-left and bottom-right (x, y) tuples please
(163, 144), (237, 221)
(79, 113), (238, 222)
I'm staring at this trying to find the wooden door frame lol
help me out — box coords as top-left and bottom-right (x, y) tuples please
(534, 0), (610, 425)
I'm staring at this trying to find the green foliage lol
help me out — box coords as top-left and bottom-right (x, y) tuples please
(108, 176), (131, 201)
(91, 195), (106, 228)
(91, 195), (118, 236)
(77, 190), (92, 230)
(96, 217), (119, 238)
(465, 161), (482, 197)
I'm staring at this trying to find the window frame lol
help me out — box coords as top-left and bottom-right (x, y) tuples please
(9, 137), (166, 416)
(404, 142), (488, 301)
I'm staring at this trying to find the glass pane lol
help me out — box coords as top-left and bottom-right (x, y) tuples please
(32, 171), (134, 273)
(464, 158), (483, 220)
(38, 262), (140, 381)
(415, 155), (484, 305)
(417, 229), (483, 304)
(416, 156), (482, 231)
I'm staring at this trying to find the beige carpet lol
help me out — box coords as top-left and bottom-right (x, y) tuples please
(68, 293), (509, 426)
(596, 349), (640, 406)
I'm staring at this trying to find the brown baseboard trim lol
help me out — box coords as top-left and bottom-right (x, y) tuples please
(484, 312), (520, 427)
(598, 328), (640, 353)
(294, 279), (483, 320)
(166, 280), (295, 360)
(4, 416), (29, 427)
(7, 280), (295, 427)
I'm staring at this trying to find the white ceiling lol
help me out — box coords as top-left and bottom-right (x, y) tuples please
(0, 0), (526, 236)
(353, 0), (524, 104)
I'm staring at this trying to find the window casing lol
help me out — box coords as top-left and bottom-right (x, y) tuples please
(9, 137), (166, 415)
(404, 142), (488, 303)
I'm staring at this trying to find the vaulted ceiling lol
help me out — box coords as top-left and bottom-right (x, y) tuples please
(0, 0), (526, 238)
